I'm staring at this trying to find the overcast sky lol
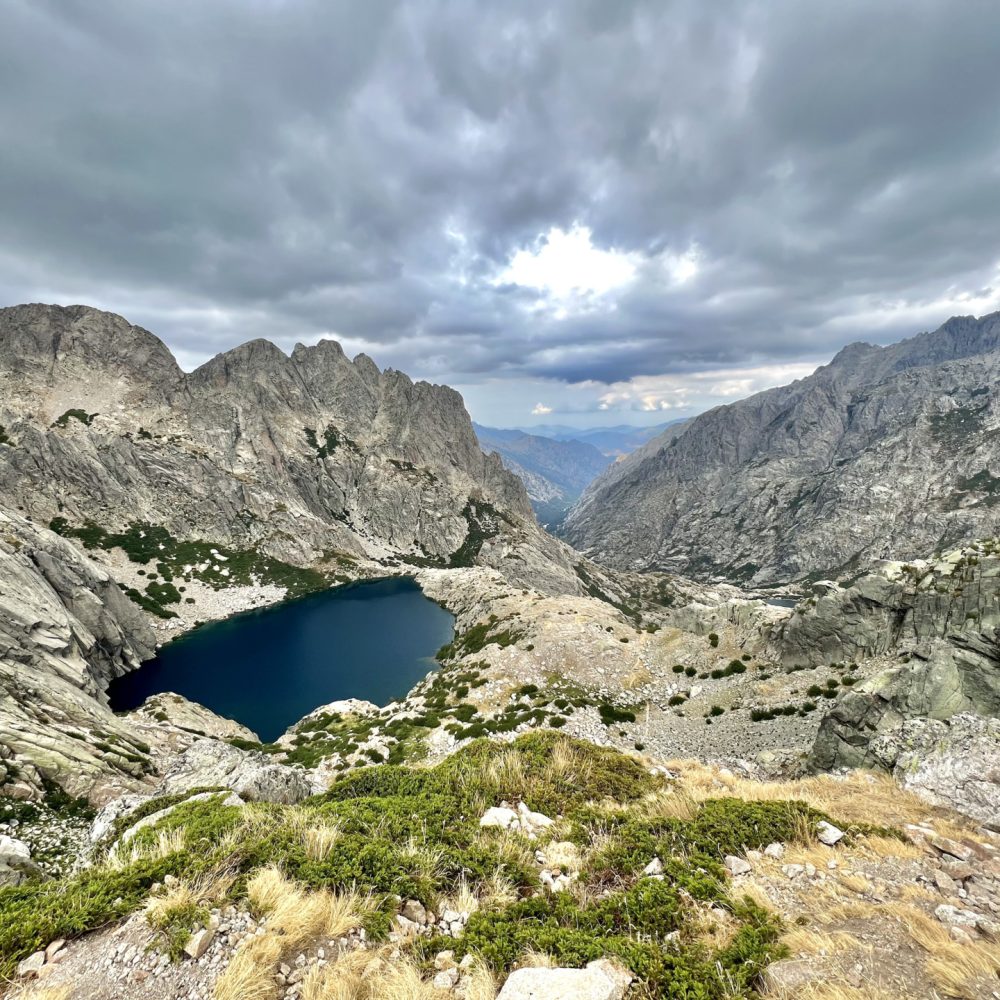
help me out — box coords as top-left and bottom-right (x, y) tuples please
(3, 1), (1000, 427)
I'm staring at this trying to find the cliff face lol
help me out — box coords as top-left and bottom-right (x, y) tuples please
(0, 303), (578, 592)
(0, 504), (157, 801)
(563, 312), (1000, 585)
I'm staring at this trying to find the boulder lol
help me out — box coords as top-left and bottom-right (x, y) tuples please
(16, 950), (46, 978)
(724, 855), (752, 876)
(183, 926), (215, 960)
(480, 806), (519, 830)
(496, 960), (632, 1000)
(156, 739), (312, 804)
(479, 802), (553, 838)
(816, 821), (845, 846)
(0, 834), (43, 887)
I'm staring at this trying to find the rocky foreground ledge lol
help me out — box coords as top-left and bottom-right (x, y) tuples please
(2, 733), (999, 1000)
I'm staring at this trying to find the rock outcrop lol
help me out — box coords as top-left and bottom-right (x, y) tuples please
(564, 311), (1000, 585)
(0, 504), (157, 801)
(154, 740), (312, 804)
(775, 546), (1000, 668)
(798, 543), (1000, 794)
(869, 714), (1000, 829)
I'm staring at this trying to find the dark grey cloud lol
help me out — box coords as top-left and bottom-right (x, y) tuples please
(2, 0), (1000, 423)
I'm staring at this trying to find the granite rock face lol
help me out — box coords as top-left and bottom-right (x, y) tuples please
(564, 312), (1000, 584)
(0, 303), (580, 595)
(155, 739), (312, 804)
(801, 545), (1000, 778)
(0, 504), (158, 801)
(868, 714), (1000, 829)
(776, 549), (1000, 668)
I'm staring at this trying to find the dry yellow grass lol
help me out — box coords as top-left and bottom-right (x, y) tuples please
(303, 820), (342, 862)
(734, 882), (775, 911)
(768, 984), (899, 1000)
(779, 843), (841, 869)
(517, 949), (558, 968)
(856, 835), (922, 861)
(246, 864), (289, 917)
(399, 836), (448, 884)
(104, 827), (186, 871)
(662, 758), (961, 830)
(781, 927), (861, 955)
(221, 866), (368, 1000)
(268, 885), (365, 947)
(637, 788), (698, 822)
(437, 874), (479, 917)
(836, 873), (872, 896)
(480, 866), (519, 908)
(897, 881), (936, 902)
(297, 947), (492, 1000)
(145, 867), (234, 929)
(463, 962), (499, 1000)
(897, 906), (1000, 999)
(214, 933), (283, 1000)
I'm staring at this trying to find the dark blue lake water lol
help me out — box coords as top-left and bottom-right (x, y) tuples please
(108, 577), (454, 742)
(765, 597), (800, 609)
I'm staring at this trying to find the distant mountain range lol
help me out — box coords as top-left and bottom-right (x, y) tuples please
(563, 312), (1000, 585)
(514, 421), (681, 456)
(474, 421), (688, 528)
(473, 424), (611, 527)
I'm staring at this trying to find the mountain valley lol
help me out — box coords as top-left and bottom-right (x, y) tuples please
(1, 305), (999, 1000)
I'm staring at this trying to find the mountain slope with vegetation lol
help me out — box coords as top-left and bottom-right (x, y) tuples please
(4, 734), (998, 999)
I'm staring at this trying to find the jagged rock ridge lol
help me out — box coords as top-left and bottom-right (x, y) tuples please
(564, 312), (1000, 585)
(0, 303), (580, 594)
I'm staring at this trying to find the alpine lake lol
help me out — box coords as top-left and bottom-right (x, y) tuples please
(109, 577), (455, 742)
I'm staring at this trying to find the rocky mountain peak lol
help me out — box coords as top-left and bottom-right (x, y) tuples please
(0, 303), (183, 410)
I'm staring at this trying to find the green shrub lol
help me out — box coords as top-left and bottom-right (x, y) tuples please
(598, 703), (636, 726)
(708, 632), (719, 647)
(52, 408), (97, 428)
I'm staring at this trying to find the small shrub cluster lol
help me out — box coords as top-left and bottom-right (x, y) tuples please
(52, 408), (97, 428)
(710, 660), (747, 680)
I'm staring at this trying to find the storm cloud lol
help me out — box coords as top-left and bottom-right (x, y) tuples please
(3, 0), (1000, 424)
